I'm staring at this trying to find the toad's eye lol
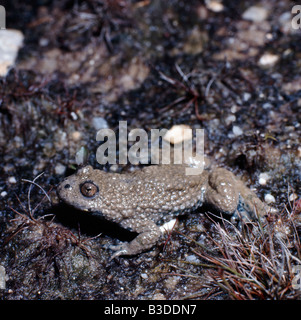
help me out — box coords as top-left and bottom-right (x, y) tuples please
(80, 182), (98, 198)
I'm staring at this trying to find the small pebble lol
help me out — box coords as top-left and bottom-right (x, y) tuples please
(231, 105), (239, 113)
(289, 193), (298, 202)
(163, 124), (192, 145)
(243, 92), (251, 101)
(159, 219), (177, 233)
(232, 125), (243, 136)
(70, 111), (78, 121)
(55, 163), (66, 175)
(264, 193), (276, 204)
(186, 255), (200, 263)
(110, 164), (119, 172)
(4, 164), (14, 173)
(75, 146), (88, 165)
(92, 117), (109, 131)
(262, 102), (273, 109)
(71, 131), (82, 141)
(1, 191), (7, 197)
(8, 176), (17, 184)
(258, 53), (279, 67)
(258, 172), (270, 185)
(0, 29), (24, 76)
(206, 0), (224, 12)
(242, 6), (268, 22)
(225, 114), (236, 125)
(39, 37), (49, 47)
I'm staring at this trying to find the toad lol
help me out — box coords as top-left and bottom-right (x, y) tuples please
(57, 160), (268, 258)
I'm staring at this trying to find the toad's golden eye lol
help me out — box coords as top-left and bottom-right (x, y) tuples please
(80, 182), (98, 198)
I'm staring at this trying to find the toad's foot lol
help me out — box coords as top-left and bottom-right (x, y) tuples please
(109, 220), (162, 260)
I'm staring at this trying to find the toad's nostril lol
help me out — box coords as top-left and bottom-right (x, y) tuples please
(64, 184), (71, 189)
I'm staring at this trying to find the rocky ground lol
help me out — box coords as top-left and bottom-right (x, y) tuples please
(0, 0), (300, 300)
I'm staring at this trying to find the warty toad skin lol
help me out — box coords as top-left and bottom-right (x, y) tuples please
(57, 162), (268, 259)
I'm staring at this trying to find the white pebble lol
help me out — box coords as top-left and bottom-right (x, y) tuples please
(232, 125), (243, 136)
(242, 6), (268, 22)
(71, 131), (82, 141)
(258, 172), (270, 185)
(206, 1), (224, 12)
(163, 124), (192, 145)
(70, 111), (78, 121)
(225, 114), (236, 125)
(92, 117), (108, 131)
(75, 146), (88, 165)
(8, 176), (17, 184)
(1, 191), (7, 197)
(39, 37), (49, 47)
(264, 193), (276, 204)
(289, 193), (298, 202)
(243, 92), (251, 101)
(0, 29), (24, 76)
(55, 163), (66, 175)
(231, 105), (239, 113)
(258, 53), (279, 67)
(160, 219), (177, 233)
(186, 255), (200, 263)
(140, 273), (148, 280)
(262, 102), (273, 109)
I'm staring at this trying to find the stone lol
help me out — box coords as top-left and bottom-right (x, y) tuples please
(0, 29), (24, 76)
(232, 125), (243, 136)
(163, 124), (192, 145)
(92, 117), (109, 131)
(242, 6), (268, 22)
(258, 53), (279, 67)
(264, 193), (276, 204)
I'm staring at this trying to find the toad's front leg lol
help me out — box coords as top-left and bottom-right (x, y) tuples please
(109, 219), (162, 259)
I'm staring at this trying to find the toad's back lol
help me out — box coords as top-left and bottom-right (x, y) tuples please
(104, 164), (209, 220)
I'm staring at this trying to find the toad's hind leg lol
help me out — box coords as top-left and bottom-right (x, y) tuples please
(205, 168), (267, 220)
(205, 168), (240, 215)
